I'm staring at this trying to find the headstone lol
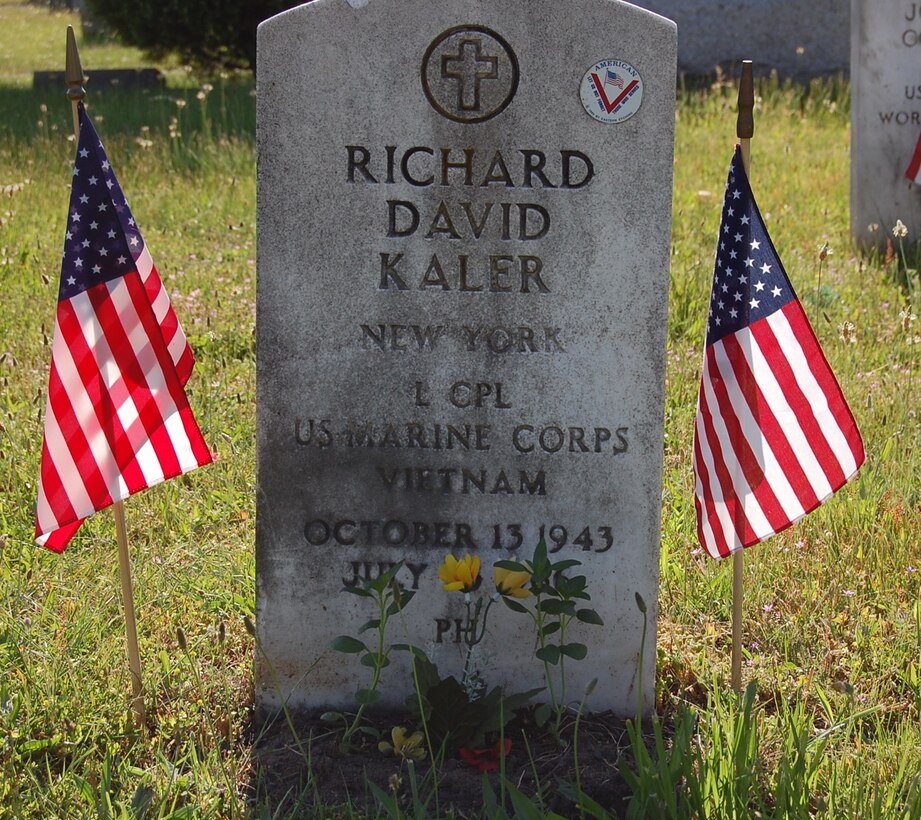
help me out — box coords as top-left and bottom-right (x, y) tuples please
(642, 0), (849, 79)
(256, 0), (676, 717)
(851, 0), (921, 245)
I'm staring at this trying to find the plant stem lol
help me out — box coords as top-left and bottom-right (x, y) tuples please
(461, 596), (494, 690)
(554, 616), (568, 736)
(343, 589), (388, 746)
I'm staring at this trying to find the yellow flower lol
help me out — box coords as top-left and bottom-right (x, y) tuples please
(378, 726), (425, 760)
(438, 553), (480, 592)
(494, 566), (530, 598)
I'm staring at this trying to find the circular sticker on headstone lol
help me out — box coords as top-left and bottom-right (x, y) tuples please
(421, 25), (519, 124)
(579, 59), (643, 124)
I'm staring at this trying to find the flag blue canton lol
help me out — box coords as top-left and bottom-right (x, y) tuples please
(59, 107), (145, 302)
(707, 148), (797, 347)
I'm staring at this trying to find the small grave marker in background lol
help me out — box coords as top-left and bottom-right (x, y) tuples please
(851, 0), (921, 244)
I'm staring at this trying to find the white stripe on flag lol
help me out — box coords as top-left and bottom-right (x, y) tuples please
(70, 288), (165, 488)
(50, 318), (130, 504)
(700, 351), (774, 541)
(767, 310), (860, 477)
(743, 323), (835, 501)
(693, 413), (739, 554)
(712, 337), (806, 523)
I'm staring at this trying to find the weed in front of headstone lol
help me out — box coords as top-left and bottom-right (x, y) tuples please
(326, 561), (416, 750)
(497, 538), (604, 741)
(399, 554), (541, 763)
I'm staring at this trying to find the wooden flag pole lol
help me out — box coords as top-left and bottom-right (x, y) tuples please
(732, 60), (755, 694)
(66, 25), (147, 729)
(64, 26), (84, 141)
(114, 500), (146, 728)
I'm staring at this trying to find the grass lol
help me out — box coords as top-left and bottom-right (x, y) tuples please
(1, 1), (920, 817)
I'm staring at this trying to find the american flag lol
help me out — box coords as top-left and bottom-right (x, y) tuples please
(906, 131), (921, 184)
(692, 147), (864, 559)
(35, 104), (212, 552)
(605, 69), (624, 89)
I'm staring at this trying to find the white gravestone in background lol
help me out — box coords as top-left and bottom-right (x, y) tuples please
(851, 0), (921, 244)
(256, 0), (676, 716)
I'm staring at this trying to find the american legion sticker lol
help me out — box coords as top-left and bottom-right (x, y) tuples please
(579, 59), (643, 123)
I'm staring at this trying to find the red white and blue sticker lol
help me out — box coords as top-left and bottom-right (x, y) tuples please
(579, 59), (643, 123)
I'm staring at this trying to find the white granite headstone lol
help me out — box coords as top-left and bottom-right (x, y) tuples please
(851, 0), (921, 244)
(256, 0), (676, 716)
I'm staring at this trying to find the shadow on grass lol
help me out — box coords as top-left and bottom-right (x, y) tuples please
(0, 80), (255, 141)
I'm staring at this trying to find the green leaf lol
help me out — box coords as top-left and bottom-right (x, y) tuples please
(341, 585), (373, 598)
(549, 559), (581, 573)
(554, 575), (587, 598)
(534, 702), (552, 727)
(357, 618), (380, 634)
(536, 645), (561, 665)
(494, 559), (528, 572)
(392, 643), (428, 661)
(328, 635), (367, 654)
(72, 776), (95, 805)
(366, 779), (399, 814)
(560, 642), (588, 660)
(355, 687), (382, 705)
(130, 784), (155, 819)
(372, 561), (404, 592)
(538, 599), (575, 616)
(481, 774), (501, 818)
(576, 608), (604, 626)
(502, 597), (530, 614)
(398, 589), (416, 608)
(319, 711), (343, 722)
(533, 537), (549, 570)
(502, 686), (544, 713)
(506, 781), (554, 820)
(540, 621), (561, 636)
(360, 652), (390, 668)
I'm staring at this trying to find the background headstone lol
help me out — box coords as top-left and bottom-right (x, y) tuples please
(851, 0), (921, 245)
(256, 0), (676, 716)
(641, 0), (848, 79)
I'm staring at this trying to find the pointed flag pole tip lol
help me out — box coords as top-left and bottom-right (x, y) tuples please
(736, 60), (754, 140)
(65, 25), (86, 140)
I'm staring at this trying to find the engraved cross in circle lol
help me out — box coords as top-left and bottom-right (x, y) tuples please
(441, 38), (499, 112)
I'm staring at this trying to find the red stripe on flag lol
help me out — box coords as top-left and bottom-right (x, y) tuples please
(141, 260), (194, 384)
(692, 417), (733, 558)
(721, 332), (821, 514)
(906, 132), (921, 183)
(751, 310), (848, 490)
(705, 344), (791, 535)
(782, 301), (865, 475)
(46, 355), (113, 510)
(695, 369), (758, 547)
(57, 295), (149, 491)
(123, 271), (212, 476)
(35, 437), (79, 548)
(58, 294), (147, 486)
(88, 275), (183, 481)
